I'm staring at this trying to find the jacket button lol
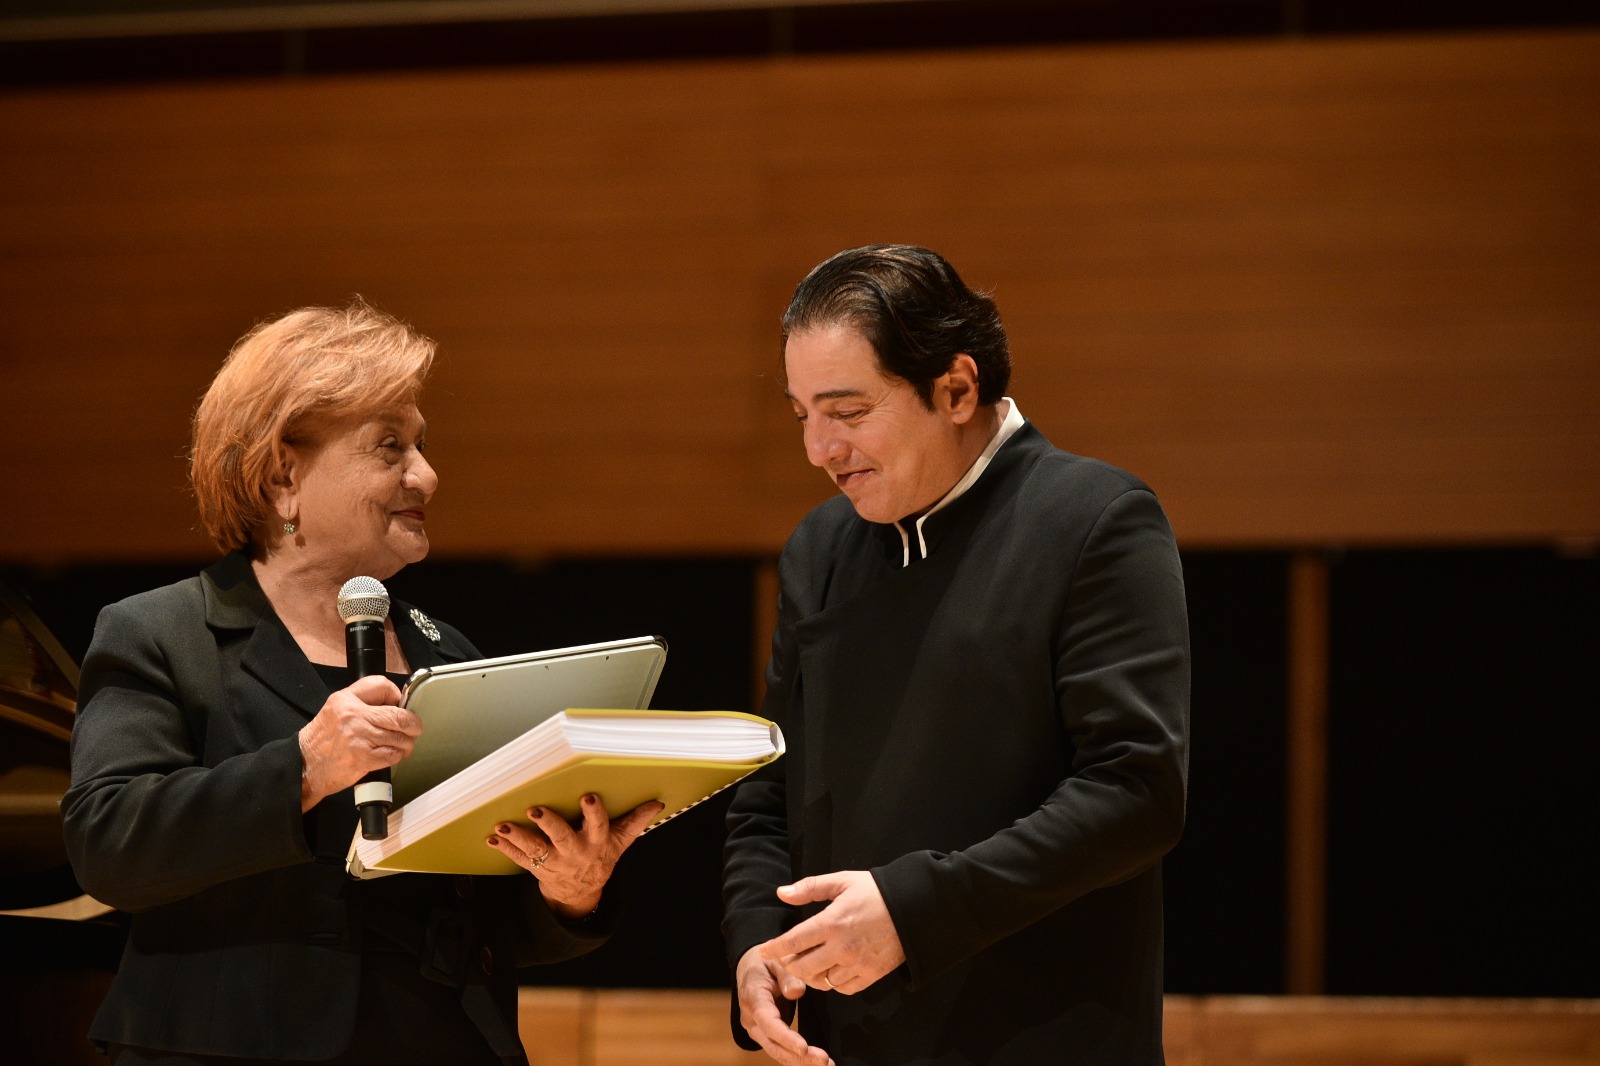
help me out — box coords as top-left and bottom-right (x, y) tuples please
(454, 876), (473, 900)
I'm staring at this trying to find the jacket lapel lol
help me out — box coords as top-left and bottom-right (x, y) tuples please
(393, 600), (477, 672)
(200, 553), (477, 717)
(200, 552), (331, 722)
(241, 618), (329, 721)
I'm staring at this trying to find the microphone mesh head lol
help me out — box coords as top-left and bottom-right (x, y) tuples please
(337, 576), (390, 623)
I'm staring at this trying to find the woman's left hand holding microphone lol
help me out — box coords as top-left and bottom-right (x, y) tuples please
(296, 674), (423, 812)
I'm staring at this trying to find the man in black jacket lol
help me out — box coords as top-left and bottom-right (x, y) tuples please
(722, 245), (1191, 1066)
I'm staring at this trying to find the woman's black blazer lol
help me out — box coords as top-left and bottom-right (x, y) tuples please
(63, 552), (607, 1059)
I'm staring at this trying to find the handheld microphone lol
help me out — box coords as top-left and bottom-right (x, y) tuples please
(338, 575), (393, 841)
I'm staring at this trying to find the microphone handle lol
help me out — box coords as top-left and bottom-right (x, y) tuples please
(347, 617), (386, 678)
(347, 618), (393, 840)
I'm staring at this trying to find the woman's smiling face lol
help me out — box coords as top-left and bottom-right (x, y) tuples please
(285, 404), (436, 580)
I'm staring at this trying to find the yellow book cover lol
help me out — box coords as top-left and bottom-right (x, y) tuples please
(347, 709), (782, 878)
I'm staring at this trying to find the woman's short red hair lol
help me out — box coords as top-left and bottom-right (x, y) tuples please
(190, 298), (435, 553)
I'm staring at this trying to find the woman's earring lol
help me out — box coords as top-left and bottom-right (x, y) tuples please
(283, 521), (298, 535)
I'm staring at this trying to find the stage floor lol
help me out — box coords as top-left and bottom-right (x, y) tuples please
(514, 989), (1600, 1065)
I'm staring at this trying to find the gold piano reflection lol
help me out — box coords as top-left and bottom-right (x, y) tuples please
(0, 579), (122, 1065)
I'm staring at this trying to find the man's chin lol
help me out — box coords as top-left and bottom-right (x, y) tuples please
(843, 494), (896, 525)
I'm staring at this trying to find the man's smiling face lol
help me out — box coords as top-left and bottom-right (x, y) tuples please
(784, 325), (971, 525)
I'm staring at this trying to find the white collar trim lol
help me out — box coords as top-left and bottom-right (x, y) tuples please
(894, 397), (1025, 567)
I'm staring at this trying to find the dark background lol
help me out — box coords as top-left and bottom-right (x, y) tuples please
(7, 545), (1595, 996)
(5, 0), (1599, 88)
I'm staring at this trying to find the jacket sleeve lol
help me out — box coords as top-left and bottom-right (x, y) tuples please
(62, 593), (315, 912)
(720, 551), (805, 971)
(719, 562), (803, 1052)
(874, 486), (1191, 987)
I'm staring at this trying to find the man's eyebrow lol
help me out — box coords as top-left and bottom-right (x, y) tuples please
(784, 388), (869, 403)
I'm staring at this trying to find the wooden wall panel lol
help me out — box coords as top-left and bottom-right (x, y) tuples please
(758, 32), (1600, 548)
(3, 29), (1596, 561)
(1, 61), (775, 560)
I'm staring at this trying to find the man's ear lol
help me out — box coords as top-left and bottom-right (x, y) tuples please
(938, 353), (982, 424)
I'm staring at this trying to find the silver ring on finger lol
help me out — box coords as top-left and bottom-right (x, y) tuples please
(529, 849), (548, 870)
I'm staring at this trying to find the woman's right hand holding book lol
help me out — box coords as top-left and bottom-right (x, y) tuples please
(486, 793), (665, 919)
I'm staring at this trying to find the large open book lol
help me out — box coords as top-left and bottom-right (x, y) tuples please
(347, 708), (782, 877)
(343, 636), (782, 877)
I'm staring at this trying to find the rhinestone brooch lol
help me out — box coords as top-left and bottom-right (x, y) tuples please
(409, 608), (441, 644)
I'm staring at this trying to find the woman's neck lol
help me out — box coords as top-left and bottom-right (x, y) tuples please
(251, 551), (406, 671)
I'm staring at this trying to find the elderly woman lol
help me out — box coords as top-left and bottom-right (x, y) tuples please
(62, 300), (659, 1066)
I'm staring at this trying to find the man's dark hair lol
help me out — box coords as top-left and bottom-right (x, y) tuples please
(781, 244), (1011, 408)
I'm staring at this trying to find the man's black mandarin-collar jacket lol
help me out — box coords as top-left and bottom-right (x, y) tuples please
(724, 422), (1191, 1065)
